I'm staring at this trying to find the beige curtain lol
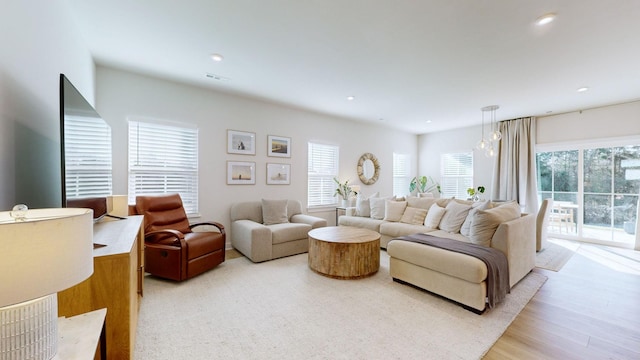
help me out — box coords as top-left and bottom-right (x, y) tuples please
(491, 117), (539, 214)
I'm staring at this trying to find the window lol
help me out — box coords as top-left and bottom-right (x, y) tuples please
(128, 119), (199, 215)
(64, 115), (113, 199)
(537, 143), (640, 247)
(440, 152), (473, 199)
(393, 153), (410, 197)
(308, 142), (339, 207)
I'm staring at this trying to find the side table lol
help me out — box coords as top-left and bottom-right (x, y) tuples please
(55, 308), (107, 360)
(335, 206), (347, 225)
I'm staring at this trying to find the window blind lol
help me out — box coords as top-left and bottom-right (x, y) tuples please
(64, 116), (113, 199)
(440, 152), (473, 199)
(393, 153), (411, 197)
(308, 142), (339, 207)
(128, 119), (199, 214)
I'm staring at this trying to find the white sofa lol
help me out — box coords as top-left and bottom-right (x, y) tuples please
(338, 196), (536, 312)
(230, 199), (327, 262)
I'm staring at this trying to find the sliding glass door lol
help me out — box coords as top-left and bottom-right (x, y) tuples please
(537, 141), (640, 249)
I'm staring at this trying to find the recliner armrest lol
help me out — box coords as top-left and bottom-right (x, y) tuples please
(291, 214), (327, 229)
(190, 221), (226, 235)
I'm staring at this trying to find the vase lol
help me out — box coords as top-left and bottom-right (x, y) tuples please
(341, 199), (349, 207)
(473, 195), (480, 202)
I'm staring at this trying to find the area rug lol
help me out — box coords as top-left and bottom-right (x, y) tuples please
(535, 238), (580, 271)
(135, 251), (547, 360)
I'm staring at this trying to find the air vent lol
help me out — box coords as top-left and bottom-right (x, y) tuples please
(205, 73), (230, 81)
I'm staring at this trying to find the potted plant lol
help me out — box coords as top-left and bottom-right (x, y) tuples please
(409, 176), (441, 196)
(333, 177), (357, 206)
(466, 186), (485, 201)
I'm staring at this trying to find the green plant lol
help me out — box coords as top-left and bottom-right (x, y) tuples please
(333, 177), (357, 199)
(409, 176), (441, 194)
(467, 186), (485, 197)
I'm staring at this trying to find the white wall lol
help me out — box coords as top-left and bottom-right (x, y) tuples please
(537, 100), (640, 144)
(418, 125), (495, 196)
(0, 0), (95, 209)
(96, 67), (417, 233)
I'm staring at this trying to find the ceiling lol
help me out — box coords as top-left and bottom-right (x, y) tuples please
(65, 0), (640, 134)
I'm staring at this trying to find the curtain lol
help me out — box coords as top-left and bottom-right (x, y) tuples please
(491, 117), (539, 214)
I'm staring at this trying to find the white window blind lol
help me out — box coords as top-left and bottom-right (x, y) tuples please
(393, 153), (411, 197)
(440, 152), (473, 199)
(64, 116), (113, 199)
(308, 142), (339, 207)
(128, 119), (199, 215)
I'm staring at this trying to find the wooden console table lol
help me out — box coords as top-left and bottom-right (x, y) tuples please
(58, 216), (144, 360)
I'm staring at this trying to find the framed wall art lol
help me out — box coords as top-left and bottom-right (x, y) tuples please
(227, 161), (256, 185)
(266, 163), (291, 185)
(227, 130), (256, 155)
(267, 135), (291, 158)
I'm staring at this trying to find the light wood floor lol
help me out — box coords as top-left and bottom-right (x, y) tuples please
(484, 243), (640, 359)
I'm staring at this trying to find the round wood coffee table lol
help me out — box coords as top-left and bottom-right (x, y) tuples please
(308, 226), (380, 279)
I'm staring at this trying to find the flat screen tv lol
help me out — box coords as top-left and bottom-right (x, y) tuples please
(59, 74), (113, 219)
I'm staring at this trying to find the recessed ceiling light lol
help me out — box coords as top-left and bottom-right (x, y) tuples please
(535, 13), (556, 26)
(426, 120), (432, 124)
(347, 96), (355, 101)
(210, 53), (224, 62)
(577, 86), (589, 92)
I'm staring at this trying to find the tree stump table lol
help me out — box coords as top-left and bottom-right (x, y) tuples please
(308, 226), (380, 279)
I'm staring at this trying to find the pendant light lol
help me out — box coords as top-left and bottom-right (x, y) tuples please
(485, 105), (501, 142)
(476, 108), (489, 150)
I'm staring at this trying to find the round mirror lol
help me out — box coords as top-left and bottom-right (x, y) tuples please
(357, 153), (380, 185)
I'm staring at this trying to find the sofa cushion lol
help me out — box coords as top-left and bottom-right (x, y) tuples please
(383, 200), (407, 222)
(460, 200), (492, 236)
(370, 197), (388, 220)
(269, 223), (312, 244)
(469, 201), (521, 247)
(400, 206), (428, 225)
(338, 216), (385, 232)
(380, 222), (436, 238)
(438, 201), (472, 233)
(262, 199), (289, 225)
(424, 203), (446, 229)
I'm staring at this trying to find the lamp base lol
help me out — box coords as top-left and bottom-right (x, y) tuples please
(0, 294), (58, 360)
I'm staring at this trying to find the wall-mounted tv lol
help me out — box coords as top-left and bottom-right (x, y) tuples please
(59, 74), (113, 218)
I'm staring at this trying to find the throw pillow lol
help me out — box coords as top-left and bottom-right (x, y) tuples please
(460, 200), (492, 237)
(261, 199), (289, 225)
(400, 206), (428, 225)
(369, 197), (388, 220)
(424, 203), (446, 229)
(407, 196), (438, 211)
(355, 192), (379, 217)
(469, 201), (521, 247)
(438, 201), (472, 233)
(383, 200), (407, 222)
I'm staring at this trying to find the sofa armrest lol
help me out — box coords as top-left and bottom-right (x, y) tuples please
(230, 220), (272, 262)
(291, 214), (327, 229)
(490, 213), (536, 287)
(345, 207), (357, 216)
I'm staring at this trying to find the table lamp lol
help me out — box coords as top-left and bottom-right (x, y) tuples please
(0, 206), (94, 360)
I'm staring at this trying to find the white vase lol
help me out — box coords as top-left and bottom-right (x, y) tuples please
(341, 199), (349, 207)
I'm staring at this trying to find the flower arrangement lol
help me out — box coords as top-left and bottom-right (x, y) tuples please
(467, 186), (485, 197)
(409, 176), (441, 195)
(333, 177), (357, 200)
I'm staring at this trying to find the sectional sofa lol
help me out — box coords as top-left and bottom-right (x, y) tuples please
(338, 196), (536, 312)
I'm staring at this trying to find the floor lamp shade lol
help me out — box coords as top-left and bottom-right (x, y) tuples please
(0, 208), (94, 359)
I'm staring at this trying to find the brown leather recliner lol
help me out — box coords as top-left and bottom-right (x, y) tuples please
(132, 194), (225, 281)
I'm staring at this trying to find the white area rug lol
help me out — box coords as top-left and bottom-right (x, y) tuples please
(535, 238), (580, 271)
(135, 251), (546, 360)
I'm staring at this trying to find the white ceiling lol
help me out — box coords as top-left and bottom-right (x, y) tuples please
(65, 0), (640, 134)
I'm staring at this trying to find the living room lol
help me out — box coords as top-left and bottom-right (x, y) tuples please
(2, 1), (640, 359)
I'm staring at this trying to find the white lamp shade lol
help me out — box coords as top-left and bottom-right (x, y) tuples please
(0, 208), (94, 307)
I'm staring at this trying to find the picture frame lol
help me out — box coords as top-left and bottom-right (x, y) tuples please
(267, 135), (291, 158)
(227, 130), (256, 155)
(227, 161), (256, 185)
(266, 163), (291, 185)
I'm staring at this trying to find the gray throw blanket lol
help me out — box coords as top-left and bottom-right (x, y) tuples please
(393, 234), (510, 309)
